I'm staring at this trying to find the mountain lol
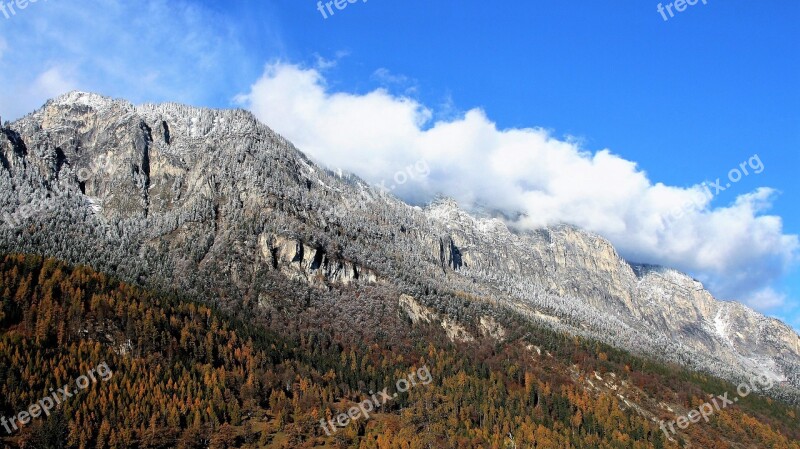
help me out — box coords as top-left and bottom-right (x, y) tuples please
(1, 90), (798, 405)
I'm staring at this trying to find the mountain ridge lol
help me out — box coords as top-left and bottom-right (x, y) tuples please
(2, 91), (798, 401)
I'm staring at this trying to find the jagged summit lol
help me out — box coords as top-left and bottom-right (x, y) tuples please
(426, 197), (470, 221)
(41, 91), (265, 138)
(2, 94), (799, 401)
(50, 90), (120, 108)
(45, 90), (240, 115)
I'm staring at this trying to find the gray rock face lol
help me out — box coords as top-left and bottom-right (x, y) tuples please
(2, 92), (798, 400)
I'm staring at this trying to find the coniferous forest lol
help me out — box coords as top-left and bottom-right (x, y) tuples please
(1, 253), (797, 448)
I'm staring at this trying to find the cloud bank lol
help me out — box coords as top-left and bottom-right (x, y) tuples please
(237, 62), (799, 312)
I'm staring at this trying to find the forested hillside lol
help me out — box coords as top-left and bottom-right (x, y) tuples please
(0, 253), (797, 448)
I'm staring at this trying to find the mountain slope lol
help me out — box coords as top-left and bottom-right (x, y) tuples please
(1, 253), (798, 448)
(1, 91), (798, 403)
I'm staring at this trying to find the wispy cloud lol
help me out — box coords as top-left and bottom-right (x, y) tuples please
(0, 0), (253, 119)
(372, 68), (418, 94)
(314, 51), (350, 70)
(746, 288), (787, 310)
(32, 66), (78, 100)
(237, 62), (799, 312)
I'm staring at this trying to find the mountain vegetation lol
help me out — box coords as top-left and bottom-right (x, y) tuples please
(1, 253), (797, 448)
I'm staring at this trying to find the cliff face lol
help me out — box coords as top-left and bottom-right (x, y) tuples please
(2, 92), (798, 398)
(421, 201), (799, 387)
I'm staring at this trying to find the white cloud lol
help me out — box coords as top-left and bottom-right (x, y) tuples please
(314, 51), (350, 70)
(372, 68), (418, 95)
(33, 66), (78, 99)
(746, 288), (787, 310)
(237, 62), (800, 311)
(0, 0), (259, 120)
(0, 65), (77, 122)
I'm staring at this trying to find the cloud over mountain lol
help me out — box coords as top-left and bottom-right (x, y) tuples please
(237, 62), (799, 312)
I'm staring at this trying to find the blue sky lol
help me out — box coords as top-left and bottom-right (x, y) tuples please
(0, 0), (798, 329)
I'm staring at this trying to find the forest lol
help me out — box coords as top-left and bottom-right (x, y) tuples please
(0, 253), (798, 448)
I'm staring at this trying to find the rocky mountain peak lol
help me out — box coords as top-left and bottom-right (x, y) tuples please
(2, 93), (798, 401)
(50, 90), (123, 109)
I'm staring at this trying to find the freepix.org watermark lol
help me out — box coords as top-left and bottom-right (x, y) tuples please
(1, 362), (113, 435)
(659, 373), (773, 439)
(657, 0), (708, 22)
(319, 365), (433, 436)
(0, 0), (49, 21)
(668, 154), (764, 221)
(316, 0), (368, 20)
(331, 158), (429, 219)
